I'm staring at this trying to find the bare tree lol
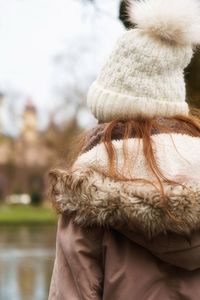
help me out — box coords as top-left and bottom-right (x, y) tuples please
(0, 85), (24, 136)
(51, 0), (120, 127)
(52, 34), (97, 128)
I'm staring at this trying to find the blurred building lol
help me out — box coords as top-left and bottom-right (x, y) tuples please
(0, 99), (61, 203)
(21, 99), (38, 143)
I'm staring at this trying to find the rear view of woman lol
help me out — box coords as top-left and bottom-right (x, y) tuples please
(49, 0), (200, 299)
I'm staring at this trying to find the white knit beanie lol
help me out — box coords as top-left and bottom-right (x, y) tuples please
(87, 0), (200, 122)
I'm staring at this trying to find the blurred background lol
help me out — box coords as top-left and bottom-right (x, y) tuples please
(0, 0), (199, 299)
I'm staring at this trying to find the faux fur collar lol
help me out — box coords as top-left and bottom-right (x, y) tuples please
(51, 133), (200, 238)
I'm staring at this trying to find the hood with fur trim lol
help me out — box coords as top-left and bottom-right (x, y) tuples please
(50, 126), (200, 238)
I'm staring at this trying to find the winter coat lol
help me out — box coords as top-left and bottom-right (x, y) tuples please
(49, 118), (200, 300)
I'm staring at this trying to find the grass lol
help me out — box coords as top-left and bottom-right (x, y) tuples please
(0, 204), (57, 225)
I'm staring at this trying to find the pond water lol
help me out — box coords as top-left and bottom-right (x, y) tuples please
(0, 225), (57, 300)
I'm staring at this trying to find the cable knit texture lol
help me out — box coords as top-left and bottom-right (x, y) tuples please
(87, 0), (200, 122)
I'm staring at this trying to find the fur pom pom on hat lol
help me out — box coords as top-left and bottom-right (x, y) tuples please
(87, 0), (200, 122)
(130, 0), (200, 45)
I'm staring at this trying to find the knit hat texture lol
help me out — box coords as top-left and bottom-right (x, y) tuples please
(87, 0), (200, 122)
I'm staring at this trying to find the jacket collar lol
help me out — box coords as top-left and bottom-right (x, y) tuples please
(51, 133), (200, 238)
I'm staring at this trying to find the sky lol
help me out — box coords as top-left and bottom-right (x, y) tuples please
(0, 0), (124, 134)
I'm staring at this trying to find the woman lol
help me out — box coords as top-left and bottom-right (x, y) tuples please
(48, 0), (200, 299)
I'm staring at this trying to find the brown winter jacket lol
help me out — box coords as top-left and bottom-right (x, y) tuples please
(49, 118), (200, 300)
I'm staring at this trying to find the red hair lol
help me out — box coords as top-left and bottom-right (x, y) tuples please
(50, 111), (200, 221)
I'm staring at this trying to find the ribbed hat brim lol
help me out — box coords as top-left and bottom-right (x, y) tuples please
(87, 82), (189, 122)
